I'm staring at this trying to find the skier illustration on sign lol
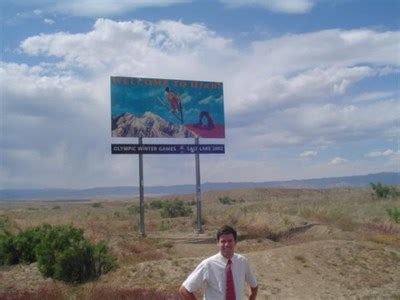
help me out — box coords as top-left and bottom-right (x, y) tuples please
(165, 87), (180, 113)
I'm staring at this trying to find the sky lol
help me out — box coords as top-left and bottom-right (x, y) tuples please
(0, 0), (399, 189)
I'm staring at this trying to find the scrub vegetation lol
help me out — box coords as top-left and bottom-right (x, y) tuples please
(0, 185), (399, 299)
(0, 224), (116, 283)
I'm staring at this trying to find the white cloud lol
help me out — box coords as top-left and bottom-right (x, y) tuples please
(43, 18), (55, 25)
(241, 97), (399, 149)
(329, 157), (348, 165)
(15, 23), (400, 152)
(228, 66), (375, 115)
(2, 19), (400, 188)
(0, 61), (112, 187)
(226, 29), (400, 115)
(19, 25), (400, 111)
(0, 62), (95, 119)
(8, 0), (315, 17)
(248, 29), (400, 72)
(352, 91), (395, 103)
(5, 0), (192, 17)
(365, 149), (398, 158)
(20, 19), (235, 75)
(300, 150), (318, 157)
(59, 0), (191, 16)
(219, 0), (315, 14)
(33, 9), (42, 16)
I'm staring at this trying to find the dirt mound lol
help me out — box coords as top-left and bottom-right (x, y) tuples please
(247, 239), (400, 299)
(271, 223), (353, 244)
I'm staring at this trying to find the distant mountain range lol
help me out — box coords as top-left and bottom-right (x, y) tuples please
(1, 172), (399, 201)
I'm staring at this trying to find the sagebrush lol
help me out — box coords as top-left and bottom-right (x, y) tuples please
(0, 224), (117, 283)
(386, 208), (400, 224)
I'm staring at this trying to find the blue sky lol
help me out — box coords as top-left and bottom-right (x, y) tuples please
(1, 0), (399, 189)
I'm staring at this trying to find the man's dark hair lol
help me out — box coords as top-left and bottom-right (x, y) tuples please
(217, 225), (237, 241)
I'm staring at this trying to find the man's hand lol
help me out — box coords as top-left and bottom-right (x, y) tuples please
(248, 285), (258, 300)
(179, 286), (197, 300)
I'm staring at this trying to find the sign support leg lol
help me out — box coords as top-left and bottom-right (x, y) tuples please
(139, 136), (145, 237)
(195, 137), (203, 233)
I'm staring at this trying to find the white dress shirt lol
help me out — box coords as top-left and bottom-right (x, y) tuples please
(182, 252), (257, 300)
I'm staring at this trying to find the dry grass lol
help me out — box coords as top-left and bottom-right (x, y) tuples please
(1, 187), (399, 298)
(0, 285), (64, 300)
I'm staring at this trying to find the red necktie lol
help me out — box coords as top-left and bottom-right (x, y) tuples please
(226, 259), (235, 300)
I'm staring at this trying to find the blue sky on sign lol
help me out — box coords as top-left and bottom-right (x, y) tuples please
(111, 78), (225, 126)
(0, 0), (399, 188)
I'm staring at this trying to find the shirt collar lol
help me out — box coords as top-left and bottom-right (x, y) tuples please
(218, 252), (236, 263)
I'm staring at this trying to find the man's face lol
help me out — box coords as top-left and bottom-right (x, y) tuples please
(217, 233), (236, 258)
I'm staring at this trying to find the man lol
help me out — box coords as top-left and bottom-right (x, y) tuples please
(164, 87), (180, 113)
(179, 225), (258, 300)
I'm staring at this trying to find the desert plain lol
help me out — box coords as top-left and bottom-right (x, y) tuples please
(0, 187), (399, 299)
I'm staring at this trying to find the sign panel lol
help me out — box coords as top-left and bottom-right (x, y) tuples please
(112, 144), (225, 154)
(111, 76), (225, 138)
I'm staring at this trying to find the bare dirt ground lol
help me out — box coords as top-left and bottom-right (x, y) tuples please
(1, 187), (399, 299)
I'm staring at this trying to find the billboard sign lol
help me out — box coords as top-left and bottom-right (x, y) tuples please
(111, 76), (225, 138)
(111, 144), (225, 154)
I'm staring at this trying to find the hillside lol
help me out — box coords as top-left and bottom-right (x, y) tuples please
(1, 172), (399, 200)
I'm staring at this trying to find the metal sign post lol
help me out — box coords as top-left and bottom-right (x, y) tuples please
(139, 136), (145, 237)
(195, 138), (203, 233)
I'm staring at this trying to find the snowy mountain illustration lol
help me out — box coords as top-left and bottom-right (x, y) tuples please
(112, 112), (196, 138)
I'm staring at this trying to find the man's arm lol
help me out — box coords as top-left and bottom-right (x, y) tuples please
(248, 285), (258, 300)
(179, 286), (197, 300)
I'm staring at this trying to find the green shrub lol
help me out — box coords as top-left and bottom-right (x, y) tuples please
(219, 196), (236, 205)
(91, 203), (103, 208)
(0, 233), (19, 265)
(370, 182), (399, 198)
(54, 240), (95, 283)
(36, 225), (86, 278)
(149, 200), (166, 210)
(160, 199), (192, 218)
(159, 221), (171, 231)
(52, 239), (117, 283)
(386, 208), (400, 224)
(128, 205), (140, 215)
(0, 224), (51, 265)
(0, 224), (117, 283)
(128, 204), (149, 215)
(14, 226), (48, 264)
(0, 216), (12, 236)
(93, 241), (117, 276)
